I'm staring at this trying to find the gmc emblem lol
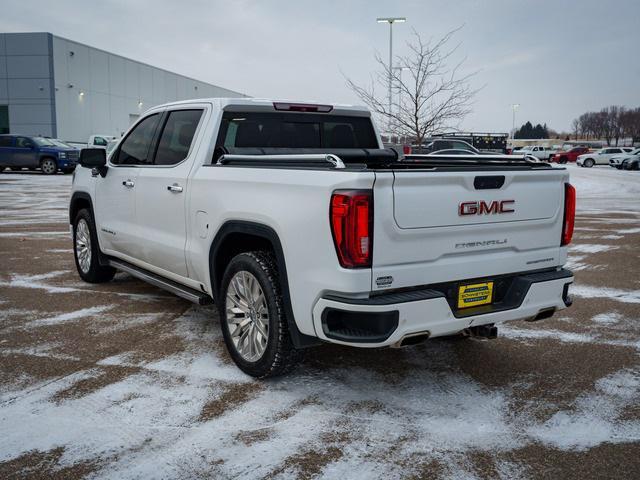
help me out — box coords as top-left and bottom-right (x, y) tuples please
(459, 200), (515, 216)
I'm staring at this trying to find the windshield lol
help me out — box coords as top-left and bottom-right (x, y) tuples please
(32, 137), (56, 146)
(49, 139), (74, 148)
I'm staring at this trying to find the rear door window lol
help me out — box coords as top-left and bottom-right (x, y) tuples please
(153, 109), (204, 166)
(113, 114), (161, 165)
(216, 112), (378, 150)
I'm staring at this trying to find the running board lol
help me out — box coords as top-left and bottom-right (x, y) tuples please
(107, 258), (213, 305)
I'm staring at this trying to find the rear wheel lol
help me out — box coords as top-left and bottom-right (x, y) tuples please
(40, 158), (57, 175)
(559, 156), (568, 164)
(219, 251), (302, 378)
(73, 208), (116, 283)
(584, 158), (595, 168)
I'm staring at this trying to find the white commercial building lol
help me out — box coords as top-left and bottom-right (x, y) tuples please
(0, 32), (246, 142)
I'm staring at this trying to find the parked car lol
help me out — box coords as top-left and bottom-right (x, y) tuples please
(88, 134), (118, 149)
(412, 138), (479, 154)
(0, 135), (79, 174)
(518, 146), (554, 161)
(69, 98), (575, 378)
(427, 149), (479, 155)
(621, 151), (640, 170)
(550, 147), (590, 164)
(577, 147), (634, 167)
(609, 148), (640, 169)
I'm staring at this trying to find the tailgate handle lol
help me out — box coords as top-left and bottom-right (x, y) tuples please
(474, 176), (505, 190)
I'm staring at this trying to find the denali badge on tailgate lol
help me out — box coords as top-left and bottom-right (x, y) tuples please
(459, 200), (515, 216)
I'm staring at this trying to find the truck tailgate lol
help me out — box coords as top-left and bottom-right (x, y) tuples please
(372, 168), (569, 291)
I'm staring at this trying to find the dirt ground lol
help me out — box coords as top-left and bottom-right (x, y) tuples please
(1, 166), (639, 479)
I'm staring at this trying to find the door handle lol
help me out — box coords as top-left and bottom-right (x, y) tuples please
(122, 180), (135, 188)
(167, 183), (183, 193)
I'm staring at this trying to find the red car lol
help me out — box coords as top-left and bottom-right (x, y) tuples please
(550, 147), (591, 164)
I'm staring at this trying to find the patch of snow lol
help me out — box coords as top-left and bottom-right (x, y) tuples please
(27, 306), (115, 327)
(569, 244), (616, 254)
(528, 369), (640, 450)
(592, 312), (624, 325)
(571, 284), (640, 304)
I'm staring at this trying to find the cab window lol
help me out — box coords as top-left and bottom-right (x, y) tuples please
(93, 137), (108, 146)
(153, 110), (203, 166)
(16, 137), (34, 148)
(113, 114), (161, 165)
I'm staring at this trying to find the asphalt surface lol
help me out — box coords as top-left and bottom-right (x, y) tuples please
(0, 167), (639, 479)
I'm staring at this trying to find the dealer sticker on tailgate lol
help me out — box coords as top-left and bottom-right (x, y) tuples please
(458, 282), (494, 309)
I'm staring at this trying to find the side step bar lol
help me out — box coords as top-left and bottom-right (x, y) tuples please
(107, 258), (213, 305)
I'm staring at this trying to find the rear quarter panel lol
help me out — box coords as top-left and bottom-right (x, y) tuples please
(187, 165), (376, 336)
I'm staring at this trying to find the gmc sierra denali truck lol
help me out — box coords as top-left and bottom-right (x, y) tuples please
(69, 98), (575, 378)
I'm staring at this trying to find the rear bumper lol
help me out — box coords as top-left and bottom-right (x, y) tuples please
(312, 269), (573, 347)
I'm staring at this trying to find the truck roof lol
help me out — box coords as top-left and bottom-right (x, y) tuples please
(151, 98), (372, 116)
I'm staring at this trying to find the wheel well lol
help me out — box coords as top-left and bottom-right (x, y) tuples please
(212, 232), (274, 296)
(69, 195), (92, 224)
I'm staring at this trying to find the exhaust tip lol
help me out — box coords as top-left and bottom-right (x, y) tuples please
(393, 331), (430, 348)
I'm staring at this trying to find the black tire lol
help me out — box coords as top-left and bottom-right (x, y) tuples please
(40, 157), (58, 175)
(72, 208), (116, 283)
(584, 158), (595, 168)
(559, 156), (568, 164)
(218, 251), (302, 378)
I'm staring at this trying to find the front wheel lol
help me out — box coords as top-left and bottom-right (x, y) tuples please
(40, 158), (58, 175)
(219, 251), (302, 378)
(73, 209), (116, 283)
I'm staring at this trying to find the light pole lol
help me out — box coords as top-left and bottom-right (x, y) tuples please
(511, 104), (520, 140)
(377, 17), (406, 135)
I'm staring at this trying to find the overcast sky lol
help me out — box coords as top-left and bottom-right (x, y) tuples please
(2, 0), (638, 132)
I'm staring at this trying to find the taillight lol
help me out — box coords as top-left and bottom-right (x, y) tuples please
(562, 183), (576, 246)
(330, 190), (373, 268)
(403, 145), (412, 155)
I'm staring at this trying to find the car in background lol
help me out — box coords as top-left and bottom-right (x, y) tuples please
(577, 147), (634, 167)
(518, 146), (554, 161)
(550, 147), (590, 164)
(609, 148), (640, 169)
(88, 134), (118, 149)
(412, 138), (479, 154)
(0, 135), (79, 174)
(428, 149), (479, 155)
(621, 151), (640, 170)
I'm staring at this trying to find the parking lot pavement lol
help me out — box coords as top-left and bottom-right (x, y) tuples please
(0, 166), (639, 479)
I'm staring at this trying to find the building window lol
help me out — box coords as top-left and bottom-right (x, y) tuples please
(0, 106), (9, 134)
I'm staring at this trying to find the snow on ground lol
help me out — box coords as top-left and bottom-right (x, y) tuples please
(1, 168), (639, 478)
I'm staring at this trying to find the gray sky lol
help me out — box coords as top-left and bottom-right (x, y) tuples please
(2, 0), (638, 132)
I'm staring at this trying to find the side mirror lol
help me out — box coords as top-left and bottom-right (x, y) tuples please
(80, 148), (106, 168)
(79, 148), (107, 177)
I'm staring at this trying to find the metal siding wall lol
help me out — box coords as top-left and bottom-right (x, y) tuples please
(0, 33), (55, 137)
(50, 35), (246, 142)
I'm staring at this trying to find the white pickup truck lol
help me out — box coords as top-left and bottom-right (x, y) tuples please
(518, 145), (555, 161)
(69, 98), (575, 377)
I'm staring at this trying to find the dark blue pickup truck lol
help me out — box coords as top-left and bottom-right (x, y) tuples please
(0, 135), (79, 174)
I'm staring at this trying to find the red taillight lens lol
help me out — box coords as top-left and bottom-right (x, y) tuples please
(403, 145), (412, 155)
(330, 190), (373, 268)
(562, 183), (576, 246)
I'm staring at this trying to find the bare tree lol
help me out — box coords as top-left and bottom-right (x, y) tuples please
(345, 27), (479, 146)
(571, 118), (580, 140)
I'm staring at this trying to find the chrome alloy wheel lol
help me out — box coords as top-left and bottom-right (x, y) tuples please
(75, 219), (92, 273)
(225, 271), (269, 362)
(41, 159), (57, 174)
